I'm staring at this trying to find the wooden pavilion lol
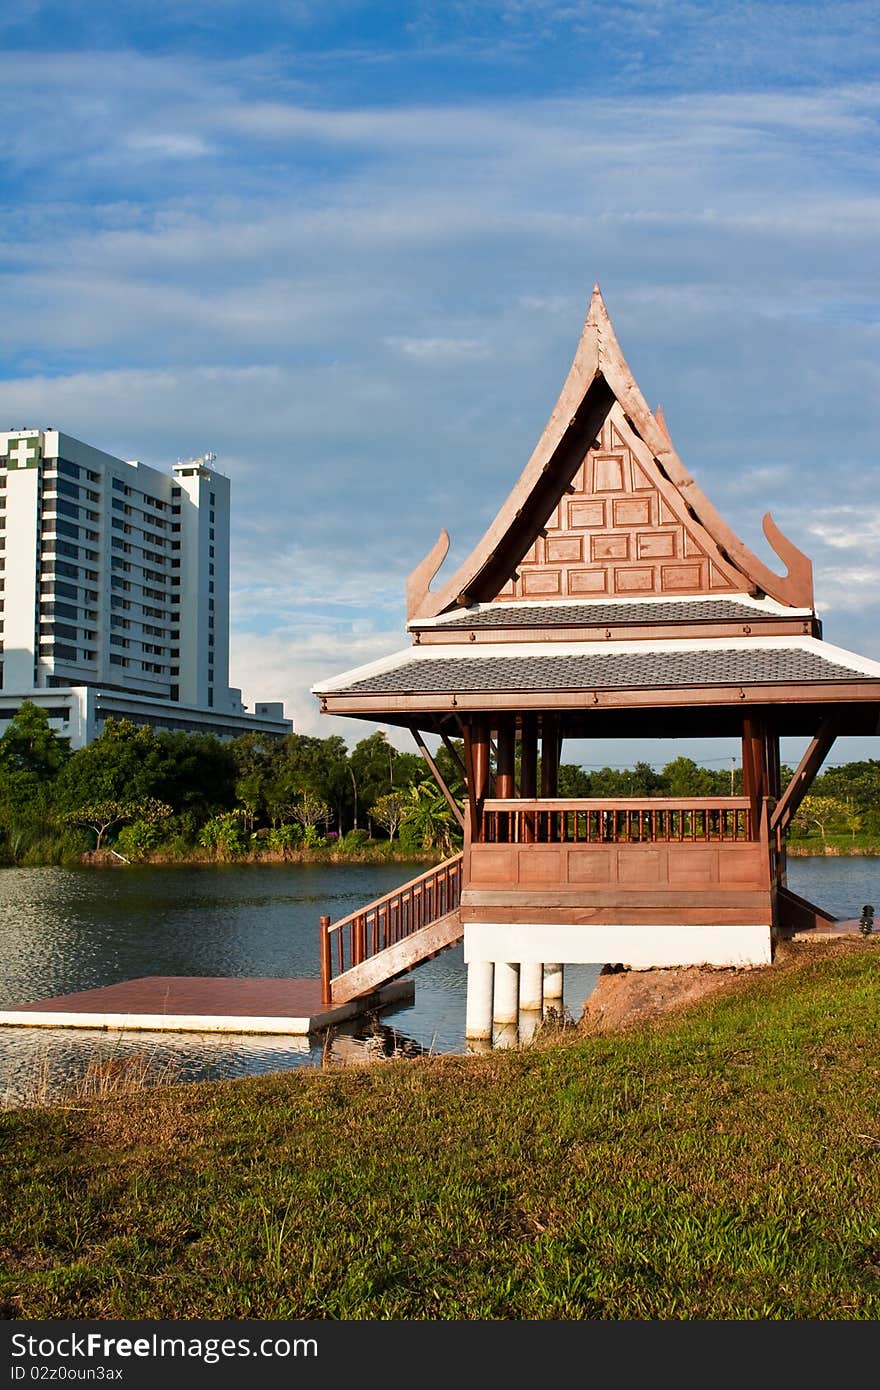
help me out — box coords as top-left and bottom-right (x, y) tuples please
(314, 286), (880, 1041)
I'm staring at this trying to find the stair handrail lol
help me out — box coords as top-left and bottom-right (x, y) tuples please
(320, 852), (463, 1003)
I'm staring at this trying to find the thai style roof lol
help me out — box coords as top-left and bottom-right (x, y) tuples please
(314, 286), (880, 735)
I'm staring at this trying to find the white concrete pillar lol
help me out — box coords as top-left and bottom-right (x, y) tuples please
(465, 961), (494, 1041)
(493, 1022), (519, 1050)
(543, 962), (564, 1016)
(519, 1009), (542, 1044)
(493, 961), (520, 1027)
(519, 962), (544, 1014)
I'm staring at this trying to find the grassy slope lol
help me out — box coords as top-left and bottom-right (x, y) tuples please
(2, 939), (879, 1321)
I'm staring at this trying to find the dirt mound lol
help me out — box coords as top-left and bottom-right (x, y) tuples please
(578, 938), (869, 1034)
(579, 961), (761, 1034)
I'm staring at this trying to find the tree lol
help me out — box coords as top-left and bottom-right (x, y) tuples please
(557, 763), (591, 797)
(55, 719), (157, 813)
(662, 756), (719, 797)
(147, 730), (237, 825)
(791, 795), (848, 845)
(817, 761), (880, 834)
(64, 797), (172, 851)
(432, 738), (467, 801)
(271, 734), (351, 832)
(401, 781), (458, 854)
(290, 790), (331, 831)
(372, 789), (411, 841)
(0, 701), (71, 820)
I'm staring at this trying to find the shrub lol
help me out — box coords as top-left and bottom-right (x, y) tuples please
(198, 812), (248, 860)
(302, 824), (328, 850)
(266, 823), (302, 853)
(116, 818), (164, 862)
(340, 829), (371, 853)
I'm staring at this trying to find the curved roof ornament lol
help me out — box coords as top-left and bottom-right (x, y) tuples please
(407, 285), (814, 619)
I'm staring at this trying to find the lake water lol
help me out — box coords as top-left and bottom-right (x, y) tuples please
(1, 856), (877, 1104)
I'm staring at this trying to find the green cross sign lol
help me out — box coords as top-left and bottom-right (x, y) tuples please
(4, 435), (41, 469)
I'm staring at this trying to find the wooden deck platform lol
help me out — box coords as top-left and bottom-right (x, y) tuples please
(0, 975), (415, 1036)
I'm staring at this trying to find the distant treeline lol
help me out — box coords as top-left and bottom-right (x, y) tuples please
(0, 701), (877, 864)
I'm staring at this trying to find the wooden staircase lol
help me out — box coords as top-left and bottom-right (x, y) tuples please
(320, 853), (463, 1005)
(776, 883), (838, 935)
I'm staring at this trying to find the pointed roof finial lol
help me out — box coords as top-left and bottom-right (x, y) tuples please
(405, 284), (815, 617)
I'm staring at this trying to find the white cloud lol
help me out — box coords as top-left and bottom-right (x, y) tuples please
(387, 336), (491, 362)
(809, 508), (880, 551)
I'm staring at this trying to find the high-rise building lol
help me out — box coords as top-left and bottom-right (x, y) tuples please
(0, 429), (291, 747)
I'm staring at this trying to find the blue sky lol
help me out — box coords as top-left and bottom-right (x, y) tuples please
(2, 1), (878, 768)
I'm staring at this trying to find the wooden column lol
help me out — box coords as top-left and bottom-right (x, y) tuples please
(462, 715), (490, 843)
(766, 729), (782, 802)
(495, 716), (516, 799)
(541, 713), (560, 797)
(494, 715), (516, 843)
(741, 715), (768, 837)
(520, 713), (538, 843)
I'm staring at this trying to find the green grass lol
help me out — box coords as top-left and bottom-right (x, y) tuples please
(2, 939), (879, 1320)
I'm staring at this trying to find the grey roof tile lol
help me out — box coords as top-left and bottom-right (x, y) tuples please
(429, 599), (776, 629)
(338, 647), (871, 695)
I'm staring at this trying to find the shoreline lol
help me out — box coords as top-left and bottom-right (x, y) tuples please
(78, 847), (446, 868)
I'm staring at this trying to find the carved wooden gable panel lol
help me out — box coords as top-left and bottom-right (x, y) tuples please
(494, 406), (742, 602)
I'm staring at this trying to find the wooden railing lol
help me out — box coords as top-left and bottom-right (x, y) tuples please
(480, 798), (753, 845)
(320, 853), (463, 1002)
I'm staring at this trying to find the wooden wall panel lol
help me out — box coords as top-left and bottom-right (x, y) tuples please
(466, 840), (771, 927)
(494, 408), (739, 602)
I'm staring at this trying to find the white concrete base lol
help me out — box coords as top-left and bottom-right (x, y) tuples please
(464, 923), (772, 970)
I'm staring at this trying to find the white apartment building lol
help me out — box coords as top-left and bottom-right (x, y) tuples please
(0, 429), (291, 748)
